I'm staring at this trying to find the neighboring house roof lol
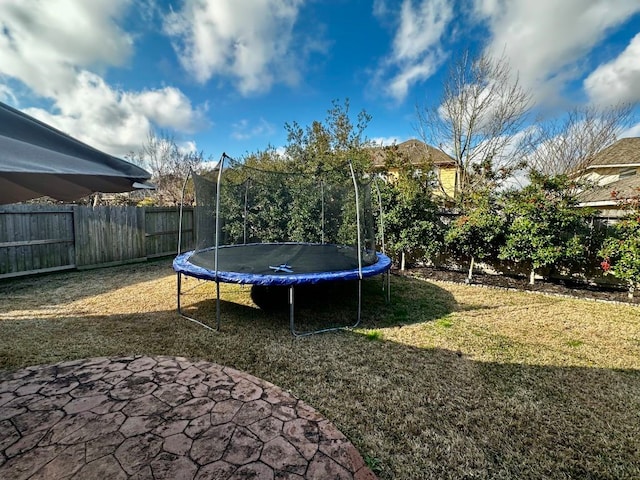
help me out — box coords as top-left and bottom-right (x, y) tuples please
(577, 174), (639, 207)
(370, 139), (456, 168)
(576, 137), (640, 208)
(585, 137), (640, 169)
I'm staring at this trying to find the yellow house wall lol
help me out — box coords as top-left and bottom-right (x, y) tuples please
(379, 165), (457, 199)
(438, 167), (457, 198)
(386, 167), (400, 183)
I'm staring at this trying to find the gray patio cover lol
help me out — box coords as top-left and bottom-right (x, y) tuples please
(0, 101), (152, 204)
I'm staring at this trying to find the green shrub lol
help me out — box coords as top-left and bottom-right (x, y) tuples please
(500, 173), (596, 284)
(445, 189), (505, 282)
(599, 189), (640, 298)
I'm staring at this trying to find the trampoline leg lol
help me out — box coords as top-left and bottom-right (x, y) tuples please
(386, 270), (391, 303)
(355, 278), (362, 328)
(289, 286), (295, 336)
(176, 273), (217, 332)
(177, 272), (182, 312)
(216, 281), (221, 331)
(289, 279), (363, 338)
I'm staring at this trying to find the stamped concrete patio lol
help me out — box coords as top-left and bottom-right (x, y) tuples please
(0, 355), (376, 479)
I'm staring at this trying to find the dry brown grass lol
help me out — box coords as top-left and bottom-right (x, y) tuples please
(1, 259), (640, 479)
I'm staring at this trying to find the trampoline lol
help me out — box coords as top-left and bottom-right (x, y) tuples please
(174, 154), (392, 336)
(173, 243), (391, 285)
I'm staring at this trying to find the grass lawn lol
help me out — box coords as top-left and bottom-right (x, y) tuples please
(1, 259), (639, 479)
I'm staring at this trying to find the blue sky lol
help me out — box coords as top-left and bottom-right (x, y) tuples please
(1, 0), (640, 164)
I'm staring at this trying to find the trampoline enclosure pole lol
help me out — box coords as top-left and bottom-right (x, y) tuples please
(373, 178), (391, 301)
(243, 180), (249, 244)
(213, 155), (225, 330)
(348, 161), (363, 280)
(214, 155), (225, 275)
(373, 178), (386, 258)
(176, 172), (190, 323)
(349, 161), (364, 327)
(320, 178), (325, 244)
(177, 170), (192, 255)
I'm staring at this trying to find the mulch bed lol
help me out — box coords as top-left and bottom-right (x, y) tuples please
(399, 266), (639, 305)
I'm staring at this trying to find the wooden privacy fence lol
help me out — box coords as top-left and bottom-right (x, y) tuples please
(0, 205), (194, 279)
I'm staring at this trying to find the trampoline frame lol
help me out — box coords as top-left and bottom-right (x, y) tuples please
(175, 154), (391, 337)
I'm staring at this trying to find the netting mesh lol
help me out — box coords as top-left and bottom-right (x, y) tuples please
(188, 157), (380, 267)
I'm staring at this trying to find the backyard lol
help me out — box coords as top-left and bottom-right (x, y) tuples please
(1, 259), (639, 479)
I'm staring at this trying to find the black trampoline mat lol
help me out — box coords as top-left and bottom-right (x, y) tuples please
(189, 243), (376, 275)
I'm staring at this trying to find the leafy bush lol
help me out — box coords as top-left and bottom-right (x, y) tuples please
(499, 173), (596, 284)
(378, 181), (446, 267)
(445, 189), (505, 282)
(599, 189), (640, 298)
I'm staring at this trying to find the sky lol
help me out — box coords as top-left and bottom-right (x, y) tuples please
(1, 0), (640, 165)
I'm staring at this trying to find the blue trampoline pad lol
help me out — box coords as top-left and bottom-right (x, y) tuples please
(173, 242), (392, 286)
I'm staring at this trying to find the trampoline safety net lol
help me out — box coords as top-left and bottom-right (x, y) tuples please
(186, 157), (381, 273)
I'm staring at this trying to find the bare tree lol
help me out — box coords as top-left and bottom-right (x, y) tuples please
(525, 103), (636, 176)
(416, 51), (533, 205)
(128, 131), (205, 205)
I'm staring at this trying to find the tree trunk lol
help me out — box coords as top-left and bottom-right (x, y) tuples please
(466, 256), (475, 284)
(401, 251), (406, 271)
(529, 268), (536, 285)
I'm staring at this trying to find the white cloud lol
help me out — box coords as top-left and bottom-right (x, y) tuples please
(474, 0), (640, 105)
(164, 0), (305, 95)
(393, 0), (452, 62)
(0, 0), (133, 97)
(584, 33), (640, 105)
(376, 0), (453, 102)
(231, 118), (276, 140)
(178, 140), (198, 154)
(274, 146), (288, 158)
(0, 84), (17, 105)
(620, 122), (640, 138)
(387, 61), (441, 101)
(126, 88), (205, 134)
(0, 0), (206, 157)
(371, 136), (404, 146)
(24, 71), (206, 157)
(373, 0), (390, 19)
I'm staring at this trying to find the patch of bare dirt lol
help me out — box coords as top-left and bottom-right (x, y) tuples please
(400, 266), (639, 305)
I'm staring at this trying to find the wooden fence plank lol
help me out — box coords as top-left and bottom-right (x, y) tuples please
(0, 265), (75, 279)
(145, 207), (194, 258)
(0, 205), (76, 276)
(0, 238), (74, 248)
(73, 206), (147, 269)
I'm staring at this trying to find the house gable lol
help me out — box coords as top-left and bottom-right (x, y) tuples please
(575, 137), (640, 214)
(369, 139), (458, 199)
